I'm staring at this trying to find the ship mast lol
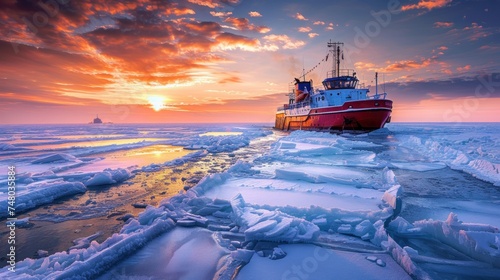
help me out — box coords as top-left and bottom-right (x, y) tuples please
(300, 62), (306, 81)
(327, 40), (343, 77)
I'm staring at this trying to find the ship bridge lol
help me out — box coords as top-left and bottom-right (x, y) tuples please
(322, 76), (358, 90)
(322, 69), (358, 90)
(313, 71), (368, 108)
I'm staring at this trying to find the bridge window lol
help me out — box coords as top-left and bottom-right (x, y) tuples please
(322, 78), (358, 89)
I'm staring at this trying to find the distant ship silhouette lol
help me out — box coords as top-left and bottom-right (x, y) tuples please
(92, 115), (102, 124)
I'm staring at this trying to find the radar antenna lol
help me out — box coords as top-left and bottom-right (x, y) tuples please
(327, 40), (343, 77)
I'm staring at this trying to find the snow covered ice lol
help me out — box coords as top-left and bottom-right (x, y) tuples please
(1, 123), (500, 279)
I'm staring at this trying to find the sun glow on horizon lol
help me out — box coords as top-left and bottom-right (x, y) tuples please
(147, 95), (167, 111)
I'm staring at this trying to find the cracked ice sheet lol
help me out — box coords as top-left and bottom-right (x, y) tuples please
(393, 125), (500, 186)
(273, 164), (382, 187)
(99, 227), (229, 279)
(272, 142), (378, 167)
(405, 197), (500, 229)
(236, 244), (411, 280)
(389, 161), (447, 172)
(203, 177), (384, 212)
(253, 160), (379, 180)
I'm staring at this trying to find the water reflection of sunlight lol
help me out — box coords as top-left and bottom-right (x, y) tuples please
(32, 138), (168, 150)
(152, 150), (163, 157)
(57, 145), (190, 173)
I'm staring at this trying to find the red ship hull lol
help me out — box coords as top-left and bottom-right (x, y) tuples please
(275, 99), (392, 131)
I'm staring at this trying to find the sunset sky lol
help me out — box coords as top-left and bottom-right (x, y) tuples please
(1, 0), (499, 124)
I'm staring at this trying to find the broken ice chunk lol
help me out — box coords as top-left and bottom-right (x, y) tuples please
(376, 259), (386, 267)
(246, 220), (278, 235)
(230, 249), (254, 263)
(337, 224), (353, 234)
(269, 247), (287, 260)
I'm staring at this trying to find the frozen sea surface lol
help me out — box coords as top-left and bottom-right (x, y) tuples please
(0, 124), (273, 261)
(1, 123), (499, 279)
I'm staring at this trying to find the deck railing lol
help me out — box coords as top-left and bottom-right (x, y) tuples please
(326, 69), (355, 78)
(277, 101), (311, 111)
(368, 92), (388, 100)
(277, 92), (388, 111)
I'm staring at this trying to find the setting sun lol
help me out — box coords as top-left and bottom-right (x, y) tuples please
(147, 96), (166, 111)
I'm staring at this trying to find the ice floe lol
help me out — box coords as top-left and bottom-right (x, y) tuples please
(0, 180), (86, 218)
(396, 125), (500, 186)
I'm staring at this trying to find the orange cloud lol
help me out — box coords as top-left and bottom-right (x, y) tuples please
(313, 21), (325, 25)
(187, 0), (220, 8)
(249, 11), (262, 17)
(456, 65), (471, 72)
(354, 62), (377, 70)
(224, 17), (271, 33)
(0, 0), (279, 114)
(463, 22), (492, 40)
(210, 11), (233, 17)
(308, 33), (319, 38)
(479, 45), (500, 52)
(166, 7), (196, 16)
(444, 22), (493, 43)
(218, 75), (242, 84)
(434, 21), (454, 28)
(262, 34), (305, 50)
(298, 27), (312, 33)
(355, 56), (437, 73)
(294, 13), (308, 21)
(214, 32), (261, 51)
(382, 58), (433, 71)
(402, 0), (452, 11)
(0, 92), (89, 106)
(257, 27), (272, 34)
